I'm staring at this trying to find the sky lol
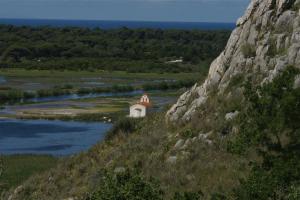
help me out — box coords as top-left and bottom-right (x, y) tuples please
(0, 0), (250, 23)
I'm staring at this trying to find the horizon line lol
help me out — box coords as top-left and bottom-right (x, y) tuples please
(0, 17), (236, 24)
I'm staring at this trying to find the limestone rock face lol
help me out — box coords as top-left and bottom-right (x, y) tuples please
(167, 0), (300, 123)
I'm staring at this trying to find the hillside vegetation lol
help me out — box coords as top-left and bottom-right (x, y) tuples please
(0, 155), (58, 195)
(0, 26), (230, 73)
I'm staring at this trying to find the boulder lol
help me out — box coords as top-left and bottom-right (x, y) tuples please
(191, 137), (198, 143)
(225, 111), (240, 121)
(181, 139), (191, 150)
(294, 75), (300, 88)
(174, 139), (185, 150)
(199, 131), (213, 140)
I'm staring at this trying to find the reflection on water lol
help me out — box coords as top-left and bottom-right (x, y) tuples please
(26, 90), (144, 103)
(0, 119), (112, 156)
(0, 76), (6, 84)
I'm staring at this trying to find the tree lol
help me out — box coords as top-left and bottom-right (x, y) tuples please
(229, 67), (300, 199)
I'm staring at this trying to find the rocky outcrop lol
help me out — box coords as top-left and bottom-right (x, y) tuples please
(225, 111), (240, 121)
(167, 0), (300, 123)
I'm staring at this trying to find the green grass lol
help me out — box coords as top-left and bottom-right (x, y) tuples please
(0, 68), (201, 83)
(0, 155), (58, 193)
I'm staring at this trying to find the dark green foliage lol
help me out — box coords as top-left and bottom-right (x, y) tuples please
(0, 79), (191, 105)
(0, 84), (129, 105)
(0, 25), (231, 73)
(142, 79), (197, 91)
(172, 191), (203, 200)
(105, 117), (141, 140)
(37, 88), (70, 97)
(0, 89), (34, 104)
(210, 193), (227, 200)
(78, 85), (135, 95)
(228, 66), (300, 199)
(180, 129), (196, 139)
(234, 153), (300, 200)
(266, 38), (278, 57)
(87, 169), (163, 200)
(228, 66), (300, 154)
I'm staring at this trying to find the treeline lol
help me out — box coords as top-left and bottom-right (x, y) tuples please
(0, 25), (231, 73)
(0, 80), (196, 104)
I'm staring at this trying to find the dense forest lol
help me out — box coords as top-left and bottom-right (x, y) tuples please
(0, 25), (231, 72)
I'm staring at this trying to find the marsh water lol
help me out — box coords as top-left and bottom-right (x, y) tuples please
(0, 73), (177, 156)
(0, 119), (112, 156)
(26, 90), (145, 103)
(0, 76), (6, 84)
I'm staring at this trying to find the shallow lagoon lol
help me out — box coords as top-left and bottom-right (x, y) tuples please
(0, 76), (6, 83)
(0, 119), (112, 156)
(26, 90), (144, 103)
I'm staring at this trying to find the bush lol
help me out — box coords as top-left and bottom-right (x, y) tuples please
(293, 2), (300, 11)
(228, 67), (300, 199)
(105, 117), (141, 140)
(142, 79), (196, 91)
(180, 129), (195, 139)
(87, 169), (163, 200)
(0, 89), (27, 103)
(172, 191), (203, 200)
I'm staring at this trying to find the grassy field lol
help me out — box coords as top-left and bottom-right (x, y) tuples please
(0, 68), (200, 79)
(0, 155), (58, 193)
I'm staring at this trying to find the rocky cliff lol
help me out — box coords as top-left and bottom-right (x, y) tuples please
(167, 0), (300, 123)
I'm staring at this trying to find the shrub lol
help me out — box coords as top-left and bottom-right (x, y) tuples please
(172, 191), (203, 200)
(87, 169), (163, 200)
(227, 74), (244, 89)
(142, 79), (196, 91)
(105, 117), (141, 140)
(228, 67), (300, 199)
(266, 38), (277, 57)
(228, 66), (300, 154)
(293, 2), (300, 11)
(210, 193), (228, 200)
(180, 129), (195, 139)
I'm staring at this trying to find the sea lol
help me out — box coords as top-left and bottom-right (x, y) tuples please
(0, 18), (235, 30)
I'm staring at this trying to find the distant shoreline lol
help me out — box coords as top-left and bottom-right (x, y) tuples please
(0, 18), (235, 30)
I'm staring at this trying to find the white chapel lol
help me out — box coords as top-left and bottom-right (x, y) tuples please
(129, 94), (151, 118)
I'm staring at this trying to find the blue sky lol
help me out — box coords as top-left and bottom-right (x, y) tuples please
(0, 0), (250, 22)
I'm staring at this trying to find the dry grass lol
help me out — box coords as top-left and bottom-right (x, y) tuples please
(3, 111), (249, 200)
